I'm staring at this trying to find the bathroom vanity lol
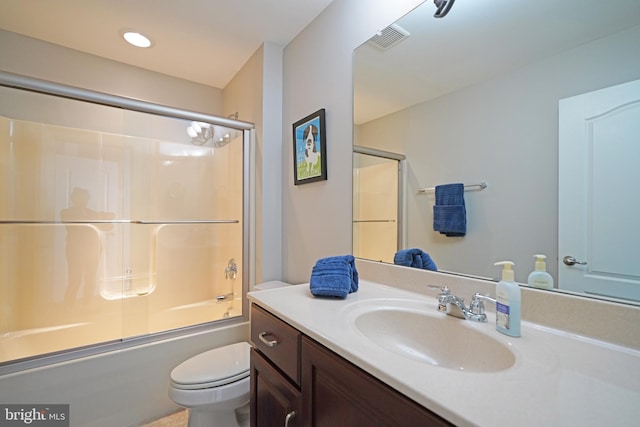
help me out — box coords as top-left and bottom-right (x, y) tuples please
(250, 304), (450, 426)
(248, 276), (640, 426)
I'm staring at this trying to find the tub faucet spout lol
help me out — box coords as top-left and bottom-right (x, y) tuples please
(216, 292), (234, 302)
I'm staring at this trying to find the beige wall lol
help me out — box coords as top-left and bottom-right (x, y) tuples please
(281, 0), (423, 284)
(0, 29), (223, 114)
(223, 42), (284, 284)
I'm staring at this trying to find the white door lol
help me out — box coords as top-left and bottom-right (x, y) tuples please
(559, 79), (640, 302)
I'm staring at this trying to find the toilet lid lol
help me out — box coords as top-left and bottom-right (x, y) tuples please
(170, 342), (250, 390)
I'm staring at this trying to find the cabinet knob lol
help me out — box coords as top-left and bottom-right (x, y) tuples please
(284, 411), (296, 427)
(258, 331), (279, 347)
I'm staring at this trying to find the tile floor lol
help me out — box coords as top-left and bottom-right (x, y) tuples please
(139, 410), (187, 427)
(139, 405), (249, 427)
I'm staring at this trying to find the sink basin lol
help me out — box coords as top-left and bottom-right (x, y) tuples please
(353, 304), (516, 372)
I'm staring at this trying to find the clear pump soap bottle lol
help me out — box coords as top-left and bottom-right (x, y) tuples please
(494, 261), (521, 337)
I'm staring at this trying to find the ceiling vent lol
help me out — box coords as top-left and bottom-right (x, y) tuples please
(367, 24), (410, 51)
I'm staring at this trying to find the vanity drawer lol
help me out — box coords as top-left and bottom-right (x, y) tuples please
(251, 304), (301, 385)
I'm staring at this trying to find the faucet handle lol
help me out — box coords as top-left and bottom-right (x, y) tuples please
(428, 285), (450, 312)
(470, 293), (496, 315)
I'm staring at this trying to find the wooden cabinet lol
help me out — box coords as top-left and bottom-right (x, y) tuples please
(251, 348), (301, 427)
(301, 337), (452, 427)
(250, 305), (302, 427)
(250, 304), (453, 427)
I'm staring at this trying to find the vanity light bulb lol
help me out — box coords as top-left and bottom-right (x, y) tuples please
(187, 127), (198, 138)
(190, 121), (202, 133)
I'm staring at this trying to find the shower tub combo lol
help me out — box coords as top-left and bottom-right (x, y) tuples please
(0, 71), (253, 370)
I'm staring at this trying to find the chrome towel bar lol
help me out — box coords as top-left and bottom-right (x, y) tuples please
(418, 180), (488, 194)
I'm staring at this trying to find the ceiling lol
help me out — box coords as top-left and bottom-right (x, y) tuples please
(0, 0), (335, 88)
(354, 0), (640, 124)
(4, 0), (639, 126)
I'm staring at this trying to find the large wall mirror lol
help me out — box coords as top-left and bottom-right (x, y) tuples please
(353, 0), (640, 304)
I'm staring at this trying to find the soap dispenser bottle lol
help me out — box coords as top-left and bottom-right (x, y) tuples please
(494, 261), (521, 337)
(528, 254), (554, 290)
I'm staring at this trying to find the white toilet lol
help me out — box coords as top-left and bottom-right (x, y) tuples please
(168, 282), (290, 426)
(168, 341), (251, 427)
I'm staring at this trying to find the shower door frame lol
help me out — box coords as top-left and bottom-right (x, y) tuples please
(0, 70), (255, 374)
(353, 145), (406, 260)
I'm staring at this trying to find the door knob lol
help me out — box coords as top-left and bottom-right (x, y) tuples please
(563, 256), (587, 266)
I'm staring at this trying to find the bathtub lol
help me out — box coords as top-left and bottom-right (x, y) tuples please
(148, 297), (243, 333)
(0, 322), (98, 363)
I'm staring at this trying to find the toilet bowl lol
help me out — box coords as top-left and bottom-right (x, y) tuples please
(168, 341), (251, 427)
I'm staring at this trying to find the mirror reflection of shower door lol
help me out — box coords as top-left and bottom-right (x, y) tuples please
(353, 147), (405, 263)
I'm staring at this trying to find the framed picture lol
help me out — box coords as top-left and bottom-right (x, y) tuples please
(292, 108), (327, 185)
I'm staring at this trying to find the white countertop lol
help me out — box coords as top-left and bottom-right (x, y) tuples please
(248, 280), (640, 427)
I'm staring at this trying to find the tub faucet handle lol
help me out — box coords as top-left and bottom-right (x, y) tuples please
(224, 258), (238, 279)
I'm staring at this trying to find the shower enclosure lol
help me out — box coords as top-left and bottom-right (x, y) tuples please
(352, 146), (405, 263)
(0, 72), (253, 367)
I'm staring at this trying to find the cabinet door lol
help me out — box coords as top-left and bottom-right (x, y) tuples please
(301, 337), (452, 427)
(251, 348), (302, 427)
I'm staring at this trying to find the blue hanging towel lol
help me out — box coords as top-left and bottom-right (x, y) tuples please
(433, 183), (466, 237)
(393, 248), (437, 271)
(310, 255), (359, 298)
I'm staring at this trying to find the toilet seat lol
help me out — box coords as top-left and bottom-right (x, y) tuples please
(170, 342), (250, 390)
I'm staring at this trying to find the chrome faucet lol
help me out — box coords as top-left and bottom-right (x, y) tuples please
(433, 286), (496, 323)
(217, 258), (238, 303)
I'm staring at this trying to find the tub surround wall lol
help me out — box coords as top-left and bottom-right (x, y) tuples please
(356, 259), (640, 349)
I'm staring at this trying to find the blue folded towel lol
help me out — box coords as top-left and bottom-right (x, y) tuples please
(393, 248), (437, 271)
(433, 183), (466, 237)
(310, 255), (359, 298)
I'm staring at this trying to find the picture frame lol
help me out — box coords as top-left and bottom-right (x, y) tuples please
(292, 108), (327, 185)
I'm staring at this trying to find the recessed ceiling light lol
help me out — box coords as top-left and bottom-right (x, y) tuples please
(123, 31), (152, 48)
